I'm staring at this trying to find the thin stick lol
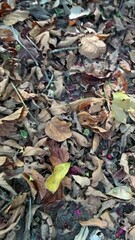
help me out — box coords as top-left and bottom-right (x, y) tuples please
(11, 81), (37, 122)
(49, 46), (79, 54)
(44, 71), (54, 92)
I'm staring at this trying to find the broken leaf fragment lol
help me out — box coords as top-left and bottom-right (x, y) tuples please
(107, 186), (133, 200)
(45, 162), (71, 193)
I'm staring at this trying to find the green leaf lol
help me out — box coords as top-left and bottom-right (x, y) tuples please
(20, 130), (28, 139)
(112, 103), (127, 124)
(107, 186), (133, 200)
(29, 175), (34, 181)
(45, 162), (71, 193)
(83, 129), (90, 136)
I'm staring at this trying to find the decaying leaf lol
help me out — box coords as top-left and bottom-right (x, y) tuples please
(45, 162), (71, 193)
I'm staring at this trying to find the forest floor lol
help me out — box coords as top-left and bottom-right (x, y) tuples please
(0, 0), (135, 239)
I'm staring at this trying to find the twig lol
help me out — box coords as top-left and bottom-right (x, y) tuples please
(11, 81), (37, 123)
(49, 46), (79, 54)
(44, 70), (54, 92)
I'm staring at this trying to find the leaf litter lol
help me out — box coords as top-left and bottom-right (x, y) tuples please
(0, 0), (135, 239)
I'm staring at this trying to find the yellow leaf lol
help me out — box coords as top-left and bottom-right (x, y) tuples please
(45, 162), (71, 193)
(112, 103), (127, 124)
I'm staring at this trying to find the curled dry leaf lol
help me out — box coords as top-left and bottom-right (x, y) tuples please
(45, 116), (72, 142)
(79, 35), (106, 60)
(80, 218), (108, 229)
(23, 169), (46, 200)
(0, 107), (25, 124)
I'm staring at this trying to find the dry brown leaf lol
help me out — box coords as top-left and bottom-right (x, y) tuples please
(72, 175), (90, 187)
(3, 10), (29, 25)
(70, 97), (103, 111)
(80, 218), (108, 228)
(47, 140), (69, 166)
(24, 169), (46, 200)
(53, 71), (64, 98)
(90, 133), (100, 154)
(130, 175), (135, 189)
(100, 211), (114, 230)
(57, 36), (79, 48)
(5, 193), (27, 213)
(50, 100), (68, 116)
(0, 172), (17, 195)
(79, 35), (106, 59)
(72, 131), (91, 147)
(128, 226), (135, 240)
(66, 52), (77, 70)
(78, 111), (107, 126)
(35, 31), (50, 54)
(86, 186), (108, 199)
(45, 116), (72, 142)
(91, 155), (104, 187)
(120, 153), (129, 174)
(0, 107), (26, 124)
(129, 50), (135, 64)
(23, 146), (46, 156)
(11, 89), (37, 102)
(119, 60), (131, 73)
(38, 109), (51, 123)
(3, 139), (23, 150)
(0, 156), (7, 166)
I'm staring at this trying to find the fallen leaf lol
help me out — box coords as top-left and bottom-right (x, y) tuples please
(120, 153), (129, 174)
(23, 146), (46, 156)
(72, 131), (91, 147)
(72, 175), (90, 187)
(79, 35), (106, 59)
(119, 60), (131, 73)
(35, 31), (50, 54)
(45, 116), (72, 142)
(45, 162), (71, 193)
(128, 226), (135, 240)
(80, 218), (108, 228)
(5, 193), (27, 212)
(107, 186), (133, 200)
(0, 107), (25, 124)
(112, 103), (127, 124)
(100, 211), (114, 230)
(3, 10), (29, 25)
(47, 140), (69, 166)
(129, 50), (135, 64)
